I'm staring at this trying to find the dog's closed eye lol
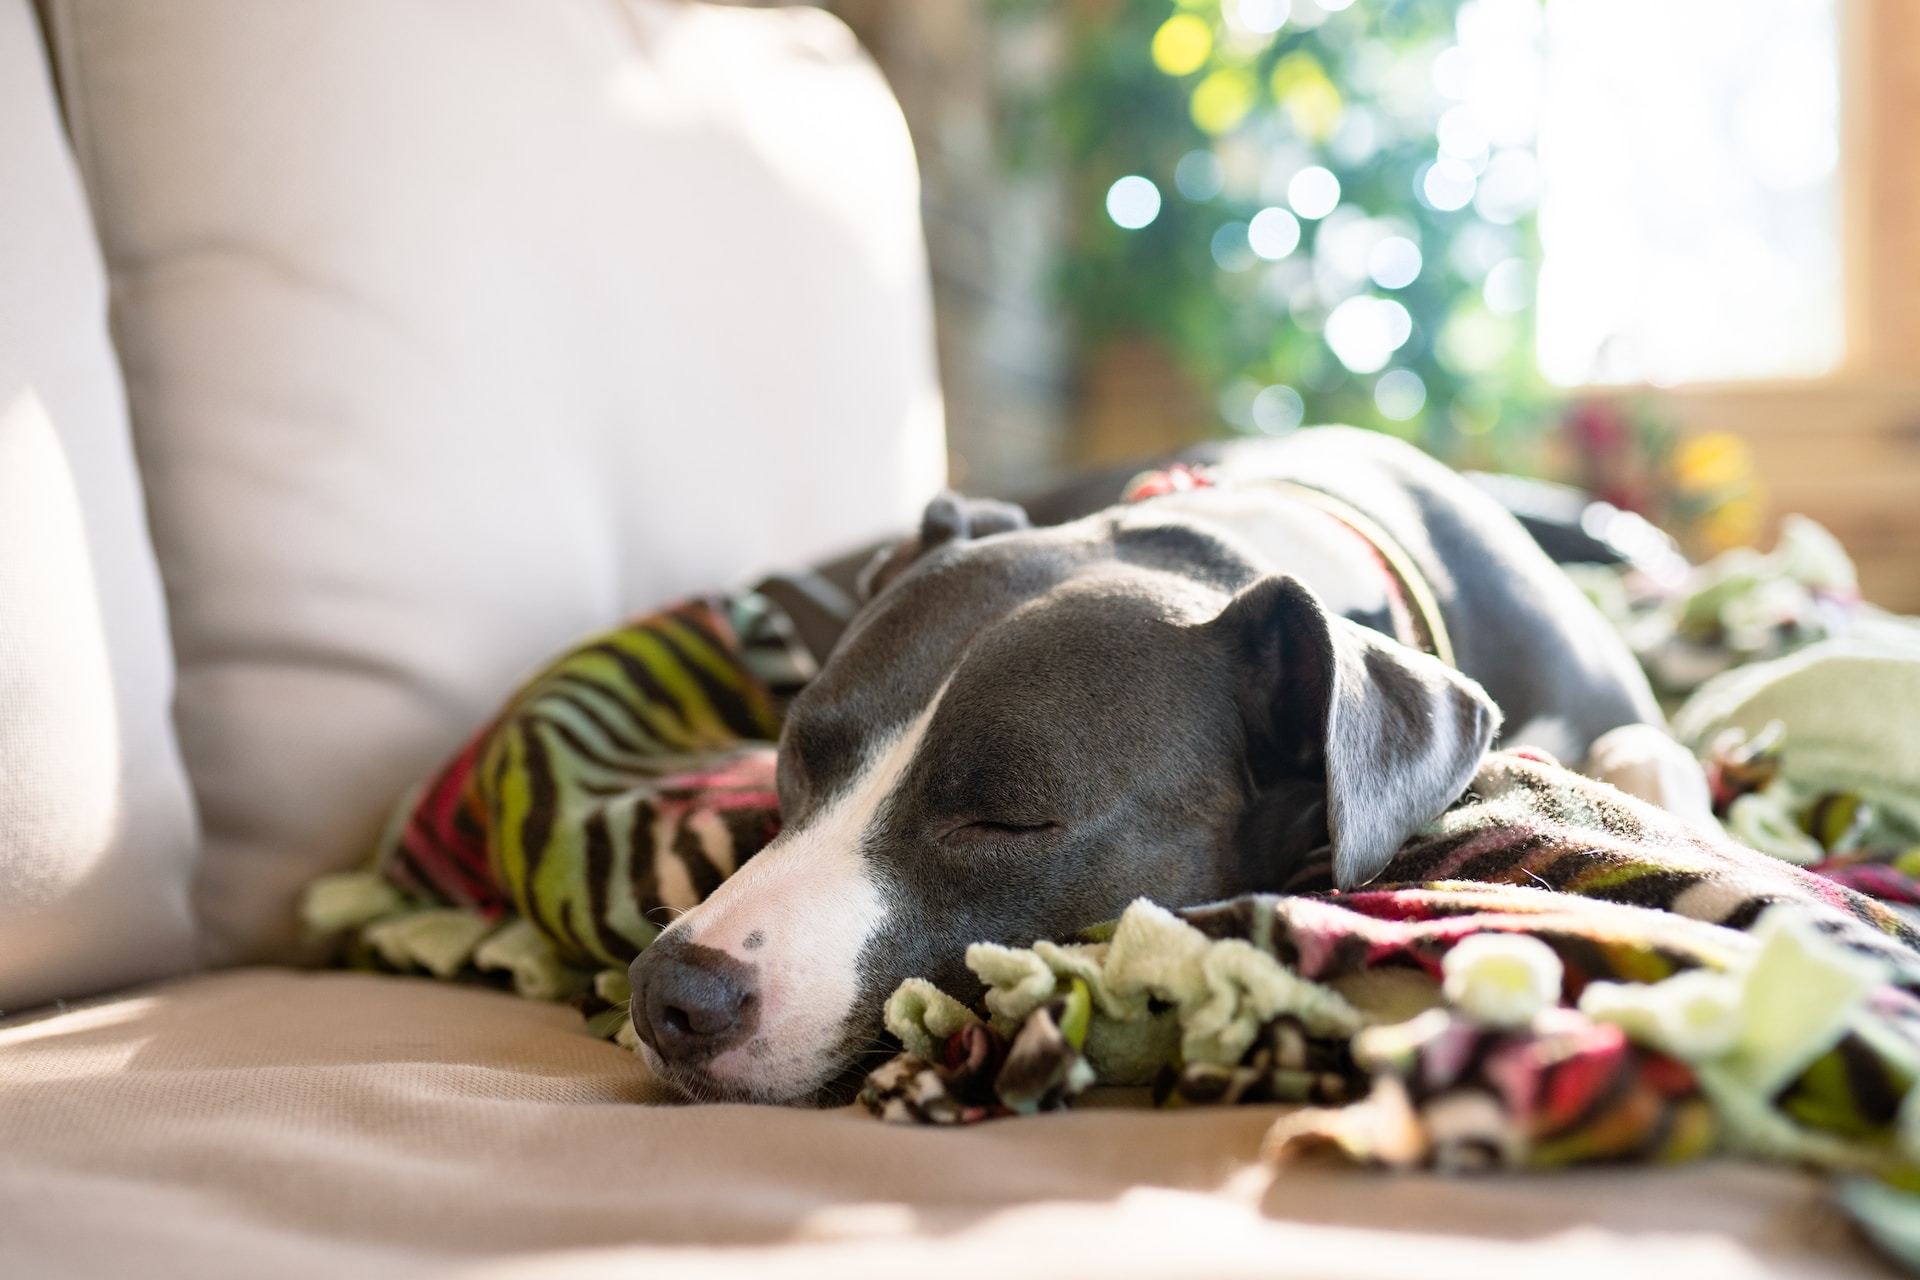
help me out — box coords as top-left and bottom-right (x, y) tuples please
(939, 820), (1061, 846)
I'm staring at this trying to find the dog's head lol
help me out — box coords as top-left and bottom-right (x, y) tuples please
(629, 493), (1499, 1104)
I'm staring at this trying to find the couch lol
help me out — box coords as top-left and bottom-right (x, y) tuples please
(0, 1), (1892, 1274)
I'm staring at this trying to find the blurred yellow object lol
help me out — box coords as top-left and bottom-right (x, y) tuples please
(1151, 14), (1213, 77)
(1269, 50), (1323, 98)
(1271, 52), (1343, 141)
(1286, 81), (1344, 141)
(1673, 431), (1763, 552)
(1674, 432), (1756, 495)
(1191, 68), (1257, 136)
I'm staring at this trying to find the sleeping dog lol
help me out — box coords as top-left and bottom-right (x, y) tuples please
(628, 427), (1710, 1105)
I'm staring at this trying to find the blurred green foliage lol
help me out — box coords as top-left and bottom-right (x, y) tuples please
(1002, 0), (1558, 465)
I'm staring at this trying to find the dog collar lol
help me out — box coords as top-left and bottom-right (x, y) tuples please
(1123, 462), (1456, 668)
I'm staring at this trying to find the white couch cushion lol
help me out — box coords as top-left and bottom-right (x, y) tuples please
(0, 0), (199, 1009)
(45, 0), (946, 963)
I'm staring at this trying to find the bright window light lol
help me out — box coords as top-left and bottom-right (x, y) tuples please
(1536, 0), (1843, 386)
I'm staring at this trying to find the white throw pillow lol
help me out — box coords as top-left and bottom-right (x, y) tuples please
(45, 0), (945, 964)
(0, 0), (200, 1009)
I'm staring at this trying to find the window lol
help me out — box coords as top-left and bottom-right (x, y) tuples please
(1536, 0), (1844, 385)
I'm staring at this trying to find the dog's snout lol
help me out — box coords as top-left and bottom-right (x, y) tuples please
(628, 938), (760, 1065)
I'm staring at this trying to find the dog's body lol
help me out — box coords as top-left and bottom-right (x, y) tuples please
(629, 427), (1708, 1104)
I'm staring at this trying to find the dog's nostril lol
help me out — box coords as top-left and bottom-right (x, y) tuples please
(661, 1005), (694, 1036)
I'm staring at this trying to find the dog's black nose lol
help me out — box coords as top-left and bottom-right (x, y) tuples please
(628, 937), (759, 1065)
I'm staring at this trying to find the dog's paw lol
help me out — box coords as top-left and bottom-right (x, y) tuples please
(1583, 723), (1717, 830)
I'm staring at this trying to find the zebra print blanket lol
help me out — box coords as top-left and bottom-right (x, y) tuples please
(301, 593), (794, 1031)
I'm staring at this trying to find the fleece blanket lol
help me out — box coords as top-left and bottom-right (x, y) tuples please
(857, 885), (1920, 1270)
(859, 753), (1920, 1142)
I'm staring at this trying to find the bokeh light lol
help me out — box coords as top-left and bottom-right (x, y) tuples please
(1175, 150), (1226, 201)
(1374, 368), (1428, 421)
(1324, 296), (1413, 373)
(1249, 207), (1303, 260)
(1483, 258), (1531, 315)
(1368, 236), (1423, 289)
(1192, 68), (1259, 136)
(1151, 14), (1213, 77)
(1287, 166), (1341, 219)
(1253, 384), (1306, 433)
(1473, 149), (1542, 224)
(1271, 52), (1343, 142)
(1226, 0), (1292, 36)
(1437, 107), (1492, 171)
(1421, 159), (1477, 211)
(1212, 222), (1257, 272)
(1315, 209), (1390, 301)
(1106, 175), (1162, 229)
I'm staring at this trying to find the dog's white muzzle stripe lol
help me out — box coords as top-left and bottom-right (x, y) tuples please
(655, 682), (950, 1099)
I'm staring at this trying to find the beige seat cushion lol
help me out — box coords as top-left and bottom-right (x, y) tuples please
(44, 0), (945, 966)
(0, 969), (1884, 1278)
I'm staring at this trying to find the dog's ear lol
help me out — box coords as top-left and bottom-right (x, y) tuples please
(918, 490), (1030, 546)
(1207, 575), (1500, 889)
(856, 490), (1032, 602)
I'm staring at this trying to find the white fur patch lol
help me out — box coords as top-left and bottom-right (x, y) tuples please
(656, 682), (950, 1100)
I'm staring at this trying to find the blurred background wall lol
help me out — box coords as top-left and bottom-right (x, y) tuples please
(821, 0), (1072, 498)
